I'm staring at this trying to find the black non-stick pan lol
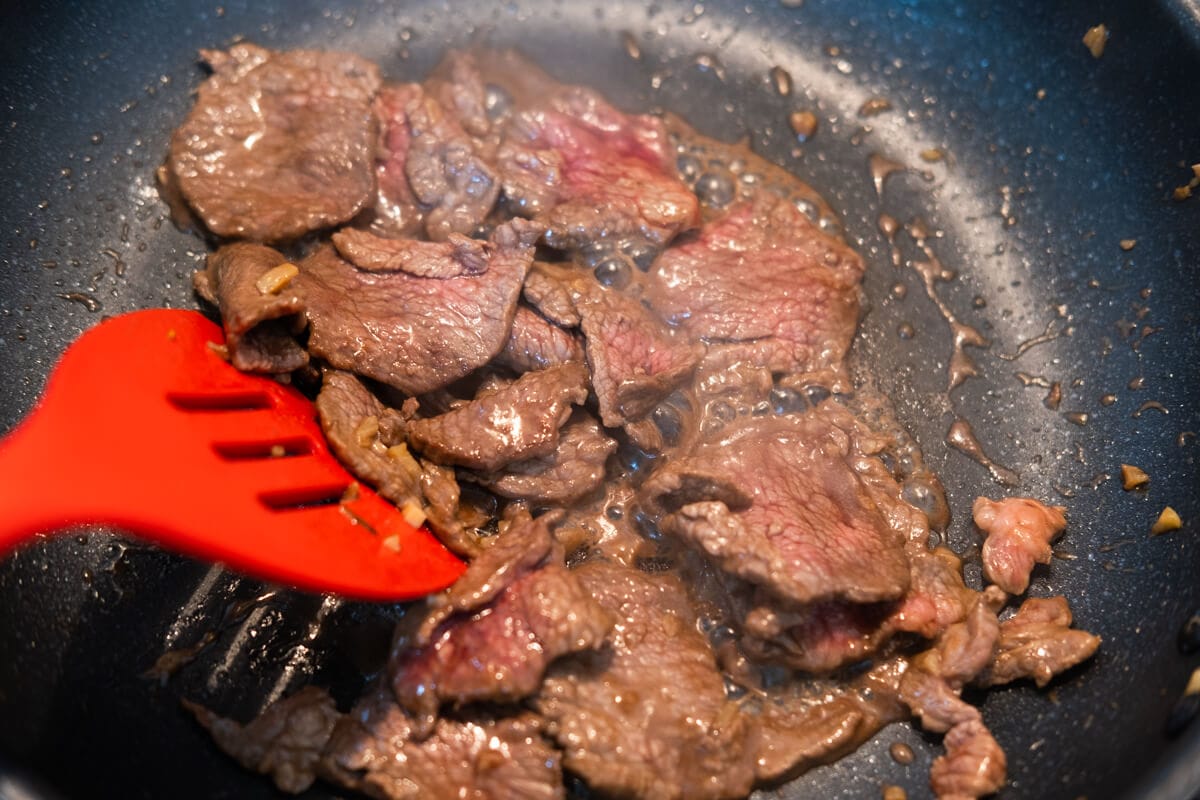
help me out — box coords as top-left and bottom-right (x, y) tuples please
(1, 1), (1198, 798)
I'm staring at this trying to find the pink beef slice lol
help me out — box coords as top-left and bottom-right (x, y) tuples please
(972, 496), (1067, 595)
(297, 219), (540, 395)
(320, 687), (564, 800)
(533, 560), (758, 800)
(974, 596), (1100, 689)
(647, 195), (865, 377)
(168, 44), (381, 242)
(390, 510), (612, 729)
(643, 411), (911, 606)
(500, 86), (699, 249)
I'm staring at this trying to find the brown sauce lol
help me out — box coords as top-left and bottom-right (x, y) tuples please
(946, 418), (1019, 486)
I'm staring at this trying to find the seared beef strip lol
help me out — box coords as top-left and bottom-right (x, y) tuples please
(644, 410), (911, 606)
(299, 219), (539, 395)
(500, 86), (699, 249)
(528, 261), (703, 428)
(193, 242), (307, 373)
(473, 410), (616, 504)
(321, 687), (564, 800)
(647, 195), (863, 378)
(534, 560), (758, 800)
(972, 496), (1067, 595)
(406, 362), (588, 471)
(974, 596), (1100, 688)
(332, 227), (491, 277)
(405, 87), (500, 241)
(370, 83), (426, 236)
(314, 370), (478, 558)
(495, 305), (585, 373)
(522, 264), (582, 326)
(184, 687), (339, 794)
(739, 595), (893, 674)
(390, 511), (612, 727)
(169, 44), (380, 242)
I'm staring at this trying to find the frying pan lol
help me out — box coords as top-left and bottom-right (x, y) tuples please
(1, 0), (1197, 798)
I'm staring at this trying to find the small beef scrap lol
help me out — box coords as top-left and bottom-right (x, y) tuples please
(332, 228), (491, 277)
(169, 44), (380, 241)
(474, 410), (616, 504)
(975, 596), (1100, 688)
(972, 497), (1067, 595)
(500, 86), (699, 249)
(887, 547), (980, 640)
(391, 510), (612, 728)
(495, 306), (585, 373)
(407, 362), (588, 471)
(299, 219), (539, 395)
(184, 686), (339, 794)
(321, 687), (563, 800)
(534, 560), (758, 800)
(371, 83), (426, 236)
(929, 718), (1007, 800)
(898, 589), (1007, 800)
(647, 195), (863, 377)
(193, 242), (307, 373)
(315, 370), (478, 558)
(644, 411), (911, 606)
(405, 86), (500, 240)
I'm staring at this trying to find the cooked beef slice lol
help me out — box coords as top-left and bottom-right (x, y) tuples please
(534, 560), (757, 800)
(739, 596), (893, 674)
(299, 219), (539, 395)
(168, 44), (380, 242)
(753, 662), (908, 785)
(522, 264), (582, 326)
(405, 87), (500, 241)
(578, 285), (704, 427)
(473, 410), (616, 504)
(647, 195), (863, 377)
(424, 50), (494, 141)
(644, 412), (910, 606)
(332, 228), (490, 277)
(389, 511), (609, 726)
(320, 687), (563, 800)
(499, 86), (699, 249)
(974, 596), (1100, 688)
(972, 496), (1067, 595)
(406, 363), (588, 471)
(314, 370), (479, 558)
(193, 242), (307, 373)
(370, 83), (426, 236)
(184, 686), (339, 794)
(495, 305), (585, 373)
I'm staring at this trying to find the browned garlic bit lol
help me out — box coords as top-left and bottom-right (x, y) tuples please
(1151, 506), (1183, 535)
(1083, 24), (1109, 59)
(255, 261), (299, 295)
(1120, 463), (1150, 490)
(789, 110), (819, 142)
(1119, 239), (1137, 251)
(882, 785), (907, 800)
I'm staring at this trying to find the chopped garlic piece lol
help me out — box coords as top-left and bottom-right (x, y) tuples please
(1119, 239), (1136, 251)
(255, 262), (299, 295)
(1083, 24), (1109, 59)
(400, 500), (427, 529)
(354, 415), (379, 448)
(382, 534), (402, 553)
(1151, 506), (1182, 535)
(1120, 463), (1149, 490)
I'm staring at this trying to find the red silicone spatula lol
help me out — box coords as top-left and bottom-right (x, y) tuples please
(0, 309), (464, 600)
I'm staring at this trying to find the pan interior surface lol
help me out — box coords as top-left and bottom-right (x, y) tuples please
(0, 1), (1197, 798)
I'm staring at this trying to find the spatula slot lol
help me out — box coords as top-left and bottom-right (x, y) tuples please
(213, 437), (315, 460)
(258, 483), (349, 511)
(167, 391), (272, 411)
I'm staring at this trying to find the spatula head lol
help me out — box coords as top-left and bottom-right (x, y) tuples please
(0, 309), (464, 600)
